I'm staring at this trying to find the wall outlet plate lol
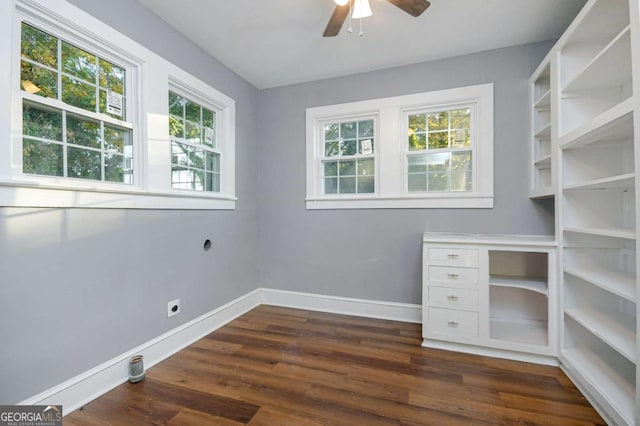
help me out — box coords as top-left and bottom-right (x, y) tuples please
(167, 299), (181, 318)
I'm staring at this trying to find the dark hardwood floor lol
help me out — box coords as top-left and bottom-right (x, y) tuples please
(65, 305), (604, 425)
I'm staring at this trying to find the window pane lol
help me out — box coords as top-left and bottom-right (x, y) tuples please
(358, 120), (373, 137)
(340, 122), (356, 139)
(339, 176), (356, 193)
(357, 159), (374, 175)
(428, 131), (449, 149)
(104, 126), (130, 153)
(323, 161), (337, 177)
(193, 170), (205, 191)
(409, 133), (426, 151)
(21, 61), (57, 98)
(450, 108), (471, 129)
(62, 42), (97, 83)
(23, 104), (62, 141)
(105, 152), (125, 183)
(427, 152), (450, 172)
(21, 23), (57, 68)
(210, 173), (220, 192)
(185, 100), (201, 123)
(23, 139), (63, 176)
(171, 165), (189, 189)
(408, 113), (426, 133)
(324, 177), (337, 194)
(339, 160), (356, 176)
(407, 155), (427, 173)
(325, 141), (339, 157)
(202, 108), (214, 128)
(169, 116), (184, 138)
(357, 176), (374, 193)
(190, 148), (205, 169)
(169, 92), (184, 116)
(98, 59), (125, 94)
(451, 151), (472, 191)
(185, 121), (200, 143)
(408, 173), (426, 192)
(172, 142), (189, 166)
(206, 152), (220, 173)
(428, 111), (448, 131)
(428, 172), (448, 191)
(324, 123), (338, 141)
(67, 147), (101, 180)
(62, 76), (96, 112)
(67, 115), (100, 149)
(342, 139), (356, 156)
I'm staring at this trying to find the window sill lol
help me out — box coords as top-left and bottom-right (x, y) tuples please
(306, 194), (493, 210)
(0, 182), (236, 209)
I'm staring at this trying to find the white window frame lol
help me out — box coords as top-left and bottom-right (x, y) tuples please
(306, 84), (493, 209)
(0, 0), (236, 209)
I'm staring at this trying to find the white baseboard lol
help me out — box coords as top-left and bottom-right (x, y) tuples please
(19, 288), (420, 416)
(20, 289), (263, 415)
(260, 288), (422, 323)
(421, 339), (558, 366)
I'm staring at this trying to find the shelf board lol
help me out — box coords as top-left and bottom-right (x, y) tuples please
(564, 265), (635, 302)
(564, 226), (636, 240)
(565, 308), (635, 363)
(534, 89), (551, 110)
(563, 173), (635, 191)
(490, 275), (548, 296)
(534, 122), (551, 139)
(559, 98), (633, 150)
(490, 318), (548, 347)
(563, 26), (631, 94)
(562, 347), (635, 426)
(533, 155), (551, 168)
(529, 187), (554, 199)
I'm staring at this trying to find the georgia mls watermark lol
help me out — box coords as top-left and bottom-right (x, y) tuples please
(0, 406), (62, 426)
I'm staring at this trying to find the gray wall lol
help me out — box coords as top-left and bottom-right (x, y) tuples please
(257, 42), (555, 304)
(0, 0), (260, 403)
(1, 0), (555, 404)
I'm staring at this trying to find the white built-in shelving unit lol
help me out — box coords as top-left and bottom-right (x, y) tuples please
(526, 0), (639, 423)
(529, 61), (554, 197)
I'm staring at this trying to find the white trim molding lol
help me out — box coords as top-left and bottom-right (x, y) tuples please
(19, 288), (421, 416)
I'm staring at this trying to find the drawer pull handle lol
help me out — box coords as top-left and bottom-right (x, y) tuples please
(447, 254), (459, 259)
(447, 321), (459, 327)
(447, 295), (459, 301)
(447, 273), (459, 279)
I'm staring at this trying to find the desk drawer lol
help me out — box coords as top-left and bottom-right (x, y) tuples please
(428, 266), (479, 286)
(427, 307), (479, 339)
(429, 286), (479, 308)
(428, 248), (479, 267)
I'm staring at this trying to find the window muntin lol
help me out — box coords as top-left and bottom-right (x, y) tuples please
(169, 91), (220, 192)
(406, 107), (473, 193)
(320, 118), (375, 194)
(19, 22), (132, 184)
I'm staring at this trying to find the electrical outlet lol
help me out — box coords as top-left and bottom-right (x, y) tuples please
(167, 298), (181, 318)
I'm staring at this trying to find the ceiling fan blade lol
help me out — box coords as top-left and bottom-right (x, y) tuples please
(323, 4), (350, 37)
(386, 0), (430, 17)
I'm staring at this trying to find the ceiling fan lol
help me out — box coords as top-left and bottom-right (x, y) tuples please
(323, 0), (431, 37)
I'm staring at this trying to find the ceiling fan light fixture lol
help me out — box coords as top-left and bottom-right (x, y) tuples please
(334, 0), (349, 5)
(352, 0), (372, 19)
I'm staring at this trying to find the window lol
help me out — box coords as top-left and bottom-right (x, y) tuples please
(20, 23), (133, 184)
(169, 90), (221, 192)
(321, 118), (375, 194)
(306, 84), (493, 209)
(406, 107), (472, 192)
(0, 0), (236, 209)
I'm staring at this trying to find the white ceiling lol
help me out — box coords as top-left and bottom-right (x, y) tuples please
(136, 0), (586, 89)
